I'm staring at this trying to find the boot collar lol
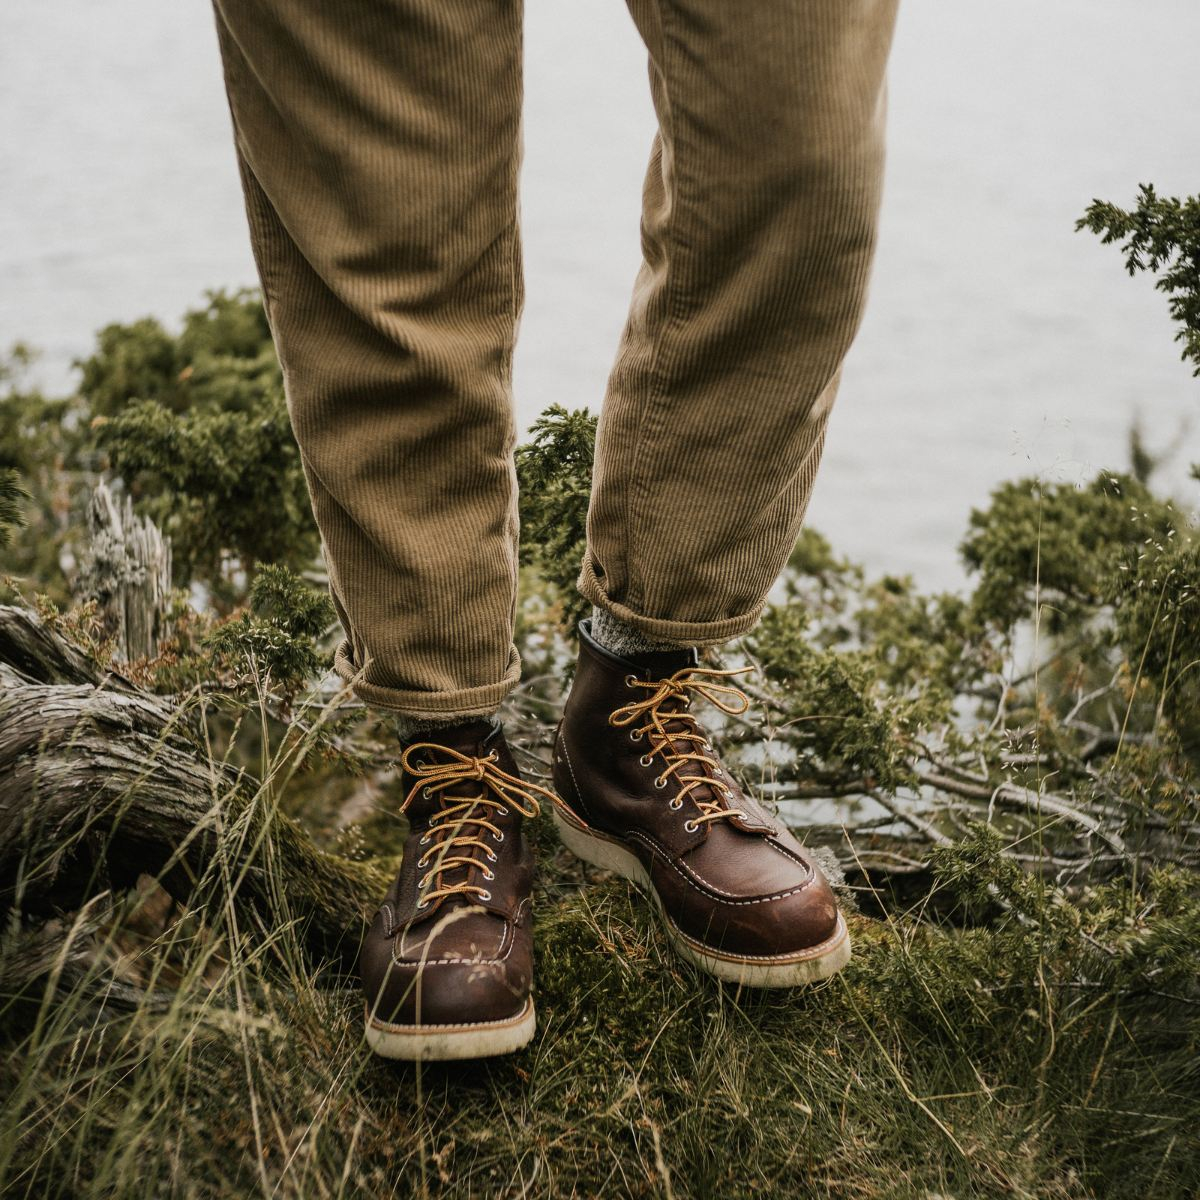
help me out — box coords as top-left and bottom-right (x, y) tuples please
(577, 617), (698, 680)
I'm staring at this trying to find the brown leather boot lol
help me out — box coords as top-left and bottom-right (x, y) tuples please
(360, 719), (556, 1060)
(552, 620), (850, 987)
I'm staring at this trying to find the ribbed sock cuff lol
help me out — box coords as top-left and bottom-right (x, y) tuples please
(394, 711), (498, 743)
(590, 606), (695, 657)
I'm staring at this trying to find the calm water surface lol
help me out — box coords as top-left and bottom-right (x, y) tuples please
(3, 0), (1198, 588)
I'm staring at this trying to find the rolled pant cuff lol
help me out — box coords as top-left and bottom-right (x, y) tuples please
(333, 640), (520, 720)
(576, 556), (766, 647)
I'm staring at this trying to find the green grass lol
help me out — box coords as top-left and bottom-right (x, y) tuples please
(2, 779), (1196, 1200)
(4, 273), (1200, 1197)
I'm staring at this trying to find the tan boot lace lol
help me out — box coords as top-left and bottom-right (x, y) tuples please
(606, 666), (754, 830)
(399, 744), (558, 909)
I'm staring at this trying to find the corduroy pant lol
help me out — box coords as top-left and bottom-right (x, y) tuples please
(212, 0), (898, 719)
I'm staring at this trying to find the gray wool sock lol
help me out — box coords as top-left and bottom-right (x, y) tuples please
(590, 606), (693, 658)
(394, 711), (497, 744)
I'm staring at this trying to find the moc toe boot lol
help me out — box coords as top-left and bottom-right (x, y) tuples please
(361, 719), (555, 1060)
(551, 619), (850, 987)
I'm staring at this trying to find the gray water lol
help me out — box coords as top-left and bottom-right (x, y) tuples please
(3, 0), (1198, 589)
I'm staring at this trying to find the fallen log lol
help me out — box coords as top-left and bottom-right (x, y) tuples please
(0, 605), (384, 973)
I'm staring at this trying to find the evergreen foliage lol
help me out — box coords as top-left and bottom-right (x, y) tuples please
(1079, 184), (1200, 375)
(204, 563), (336, 699)
(0, 289), (313, 607)
(515, 403), (596, 628)
(98, 391), (316, 595)
(2, 187), (1199, 1195)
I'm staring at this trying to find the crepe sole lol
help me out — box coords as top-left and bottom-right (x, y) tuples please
(365, 997), (536, 1061)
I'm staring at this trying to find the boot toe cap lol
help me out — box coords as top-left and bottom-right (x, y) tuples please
(672, 862), (842, 959)
(360, 911), (530, 1027)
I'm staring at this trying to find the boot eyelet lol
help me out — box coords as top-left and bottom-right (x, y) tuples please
(493, 830), (505, 843)
(722, 787), (734, 798)
(414, 759), (428, 770)
(478, 890), (492, 902)
(497, 806), (508, 817)
(422, 787), (432, 799)
(417, 874), (427, 889)
(624, 674), (637, 688)
(416, 898), (430, 910)
(639, 754), (653, 767)
(487, 849), (498, 862)
(419, 833), (430, 845)
(683, 820), (698, 833)
(669, 798), (683, 810)
(487, 750), (499, 761)
(416, 854), (429, 868)
(482, 868), (495, 881)
(653, 777), (668, 790)
(629, 729), (643, 742)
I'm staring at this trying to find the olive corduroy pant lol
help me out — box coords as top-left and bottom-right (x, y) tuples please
(211, 0), (898, 719)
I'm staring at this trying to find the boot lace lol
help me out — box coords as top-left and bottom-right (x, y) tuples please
(607, 666), (754, 830)
(399, 744), (558, 908)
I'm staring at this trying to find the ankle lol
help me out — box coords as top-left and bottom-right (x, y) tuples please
(589, 606), (696, 662)
(394, 711), (499, 744)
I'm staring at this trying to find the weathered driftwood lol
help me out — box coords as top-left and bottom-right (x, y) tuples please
(0, 892), (164, 1012)
(0, 605), (383, 972)
(75, 482), (172, 661)
(0, 601), (110, 689)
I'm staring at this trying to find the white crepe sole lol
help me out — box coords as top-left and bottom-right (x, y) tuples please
(364, 997), (536, 1061)
(553, 805), (851, 988)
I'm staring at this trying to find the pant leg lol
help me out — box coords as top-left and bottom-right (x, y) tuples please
(211, 0), (524, 716)
(580, 0), (898, 644)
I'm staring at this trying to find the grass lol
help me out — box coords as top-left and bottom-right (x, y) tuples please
(2, 758), (1197, 1200)
(4, 278), (1200, 1196)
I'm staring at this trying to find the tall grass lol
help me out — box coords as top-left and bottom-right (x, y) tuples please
(2, 681), (1196, 1200)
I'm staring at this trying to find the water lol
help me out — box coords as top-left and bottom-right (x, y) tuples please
(3, 0), (1198, 589)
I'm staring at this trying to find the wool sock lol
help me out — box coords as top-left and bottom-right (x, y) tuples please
(394, 711), (498, 744)
(590, 605), (694, 660)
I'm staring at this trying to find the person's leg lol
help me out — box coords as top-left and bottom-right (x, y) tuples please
(582, 0), (898, 646)
(212, 0), (524, 722)
(211, 0), (539, 1060)
(555, 0), (898, 985)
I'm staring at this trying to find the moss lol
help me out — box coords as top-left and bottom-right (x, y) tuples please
(3, 283), (1200, 1196)
(3, 844), (1198, 1198)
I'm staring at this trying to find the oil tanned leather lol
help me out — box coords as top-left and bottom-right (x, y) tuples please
(552, 620), (841, 958)
(360, 721), (533, 1027)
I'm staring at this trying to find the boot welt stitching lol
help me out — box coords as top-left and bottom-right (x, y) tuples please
(557, 730), (589, 818)
(388, 907), (520, 964)
(366, 998), (535, 1034)
(744, 837), (818, 875)
(389, 936), (518, 970)
(561, 732), (818, 905)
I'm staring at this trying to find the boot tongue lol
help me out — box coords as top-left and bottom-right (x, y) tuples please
(400, 718), (503, 821)
(615, 652), (734, 813)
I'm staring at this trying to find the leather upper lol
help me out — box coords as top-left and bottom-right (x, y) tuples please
(553, 620), (841, 957)
(360, 720), (534, 1026)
